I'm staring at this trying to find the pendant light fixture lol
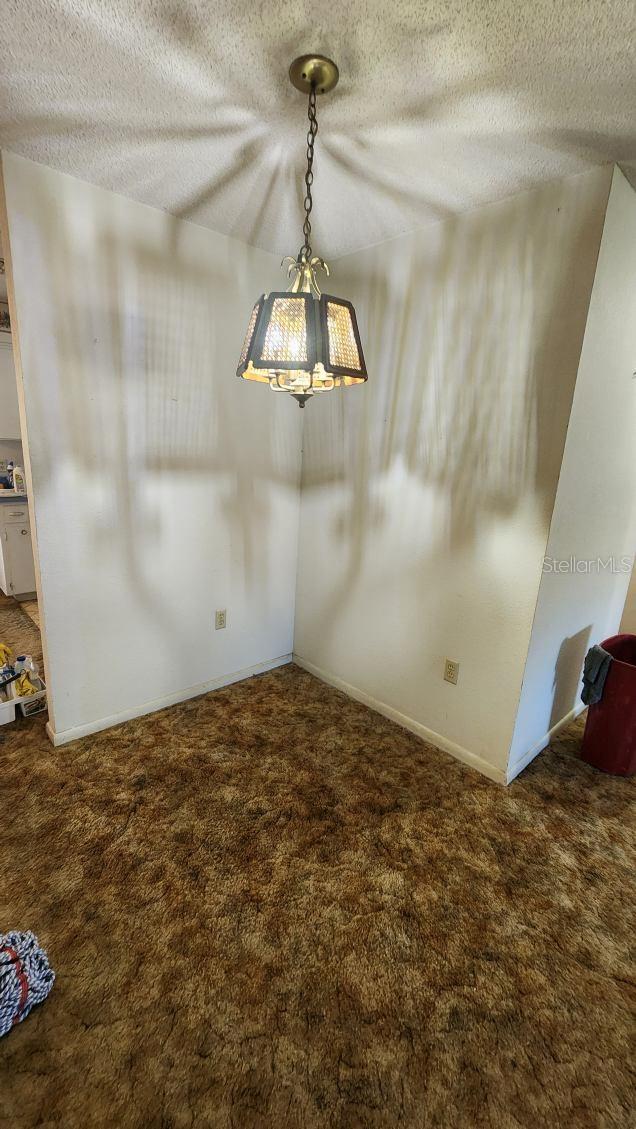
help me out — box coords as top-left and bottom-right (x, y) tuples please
(236, 55), (368, 408)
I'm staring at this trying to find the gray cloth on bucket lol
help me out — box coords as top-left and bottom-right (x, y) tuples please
(581, 645), (612, 706)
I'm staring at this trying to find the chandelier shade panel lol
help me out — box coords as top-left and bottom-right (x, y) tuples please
(235, 55), (368, 408)
(237, 292), (367, 401)
(321, 298), (366, 383)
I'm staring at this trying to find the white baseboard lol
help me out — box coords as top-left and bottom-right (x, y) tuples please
(506, 703), (586, 784)
(45, 653), (293, 747)
(293, 654), (507, 784)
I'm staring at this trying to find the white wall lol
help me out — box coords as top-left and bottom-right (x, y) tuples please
(620, 563), (636, 635)
(294, 168), (611, 781)
(508, 167), (636, 779)
(3, 150), (628, 781)
(1, 152), (302, 742)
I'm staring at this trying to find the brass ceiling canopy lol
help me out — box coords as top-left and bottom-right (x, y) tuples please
(288, 55), (339, 95)
(236, 55), (367, 408)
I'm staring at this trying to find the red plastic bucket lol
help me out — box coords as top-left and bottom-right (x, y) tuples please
(580, 634), (636, 776)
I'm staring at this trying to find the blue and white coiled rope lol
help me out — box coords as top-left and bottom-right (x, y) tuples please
(0, 931), (54, 1037)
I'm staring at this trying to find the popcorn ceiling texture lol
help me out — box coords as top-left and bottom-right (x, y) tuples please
(1, 0), (635, 257)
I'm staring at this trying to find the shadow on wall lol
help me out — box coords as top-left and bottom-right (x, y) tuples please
(303, 174), (602, 549)
(295, 171), (609, 737)
(550, 626), (592, 729)
(12, 169), (299, 654)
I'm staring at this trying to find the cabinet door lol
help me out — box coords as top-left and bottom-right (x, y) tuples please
(4, 523), (36, 595)
(0, 340), (21, 439)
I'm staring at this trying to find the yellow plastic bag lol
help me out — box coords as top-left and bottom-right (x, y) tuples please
(15, 671), (37, 697)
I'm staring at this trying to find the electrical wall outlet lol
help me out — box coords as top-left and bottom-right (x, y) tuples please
(215, 609), (227, 630)
(443, 658), (459, 685)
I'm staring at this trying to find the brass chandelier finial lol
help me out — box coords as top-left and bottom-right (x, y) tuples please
(235, 55), (368, 408)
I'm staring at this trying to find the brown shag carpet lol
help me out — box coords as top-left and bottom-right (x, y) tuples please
(0, 663), (633, 1128)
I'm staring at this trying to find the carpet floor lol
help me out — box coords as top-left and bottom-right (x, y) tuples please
(0, 662), (633, 1128)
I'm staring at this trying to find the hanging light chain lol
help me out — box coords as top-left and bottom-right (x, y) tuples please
(300, 84), (318, 262)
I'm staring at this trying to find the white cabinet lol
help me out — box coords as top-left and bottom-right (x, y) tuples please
(0, 504), (36, 596)
(0, 339), (21, 439)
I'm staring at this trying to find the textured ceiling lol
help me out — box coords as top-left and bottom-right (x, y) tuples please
(2, 1), (636, 258)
